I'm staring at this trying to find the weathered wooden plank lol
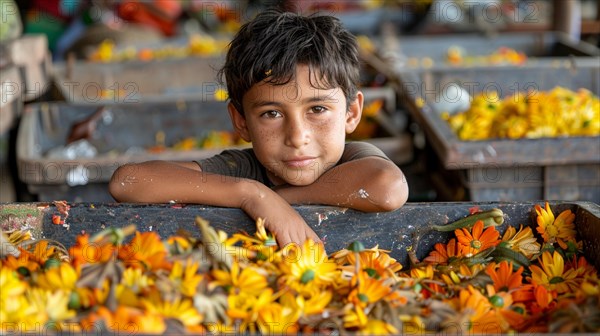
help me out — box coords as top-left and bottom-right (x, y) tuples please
(1, 202), (599, 268)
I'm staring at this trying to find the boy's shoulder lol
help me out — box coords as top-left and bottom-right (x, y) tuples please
(342, 142), (390, 162)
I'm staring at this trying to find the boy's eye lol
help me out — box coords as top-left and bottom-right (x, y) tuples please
(311, 106), (327, 113)
(261, 110), (282, 118)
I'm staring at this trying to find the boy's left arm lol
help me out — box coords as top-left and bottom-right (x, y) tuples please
(275, 156), (408, 212)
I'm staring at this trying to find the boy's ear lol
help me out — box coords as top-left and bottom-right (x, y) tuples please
(345, 91), (363, 133)
(228, 102), (251, 142)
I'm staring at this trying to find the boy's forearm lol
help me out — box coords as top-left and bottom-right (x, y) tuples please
(109, 161), (264, 208)
(275, 157), (408, 212)
(109, 161), (321, 247)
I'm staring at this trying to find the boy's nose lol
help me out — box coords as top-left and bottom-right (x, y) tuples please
(284, 117), (310, 148)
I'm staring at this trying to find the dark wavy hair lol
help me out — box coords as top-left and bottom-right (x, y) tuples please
(218, 10), (360, 114)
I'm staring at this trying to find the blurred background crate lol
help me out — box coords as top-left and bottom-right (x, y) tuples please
(377, 31), (600, 71)
(396, 60), (600, 203)
(52, 55), (225, 103)
(1, 34), (53, 102)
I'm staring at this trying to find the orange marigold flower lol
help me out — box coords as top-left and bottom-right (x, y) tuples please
(3, 248), (40, 273)
(535, 202), (576, 245)
(455, 220), (500, 257)
(119, 231), (171, 271)
(456, 285), (503, 333)
(348, 270), (392, 309)
(424, 238), (460, 265)
(565, 255), (596, 278)
(69, 234), (115, 271)
(485, 261), (524, 293)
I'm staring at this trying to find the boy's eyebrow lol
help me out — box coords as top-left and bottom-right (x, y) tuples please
(250, 95), (337, 108)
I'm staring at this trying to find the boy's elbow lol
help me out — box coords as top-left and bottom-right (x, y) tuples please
(108, 164), (138, 202)
(370, 168), (409, 212)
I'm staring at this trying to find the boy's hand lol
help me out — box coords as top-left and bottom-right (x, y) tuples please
(240, 182), (321, 248)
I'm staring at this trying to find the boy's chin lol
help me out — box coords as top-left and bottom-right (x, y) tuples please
(280, 175), (319, 187)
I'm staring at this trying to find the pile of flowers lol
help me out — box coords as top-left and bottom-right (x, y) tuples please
(1, 202), (599, 334)
(443, 86), (600, 140)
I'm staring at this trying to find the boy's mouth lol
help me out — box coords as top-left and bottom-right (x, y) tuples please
(283, 157), (316, 168)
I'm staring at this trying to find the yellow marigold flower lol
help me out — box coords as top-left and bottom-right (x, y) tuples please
(0, 267), (27, 297)
(257, 303), (300, 334)
(333, 246), (402, 280)
(142, 295), (202, 327)
(233, 218), (276, 262)
(343, 305), (368, 329)
(455, 220), (500, 257)
(121, 267), (153, 293)
(211, 261), (268, 296)
(228, 289), (275, 333)
(501, 224), (541, 259)
(37, 263), (77, 290)
(535, 202), (576, 245)
(169, 259), (203, 297)
(359, 319), (399, 335)
(166, 235), (193, 255)
(280, 291), (332, 317)
(280, 240), (339, 293)
(27, 288), (76, 323)
(117, 267), (153, 307)
(530, 251), (579, 294)
(410, 264), (434, 280)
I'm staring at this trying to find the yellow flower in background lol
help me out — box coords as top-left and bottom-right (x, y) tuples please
(211, 261), (268, 296)
(169, 259), (203, 297)
(359, 319), (399, 335)
(344, 305), (369, 329)
(142, 295), (202, 327)
(279, 290), (332, 317)
(228, 289), (275, 332)
(257, 303), (300, 334)
(166, 235), (193, 255)
(121, 267), (153, 293)
(214, 88), (228, 101)
(0, 267), (27, 297)
(501, 225), (541, 259)
(233, 218), (277, 262)
(535, 202), (577, 245)
(333, 246), (403, 280)
(37, 263), (77, 291)
(530, 251), (578, 294)
(27, 288), (75, 323)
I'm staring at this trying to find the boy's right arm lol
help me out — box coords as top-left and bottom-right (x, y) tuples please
(109, 161), (320, 247)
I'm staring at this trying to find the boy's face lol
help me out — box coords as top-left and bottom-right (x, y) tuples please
(228, 64), (363, 186)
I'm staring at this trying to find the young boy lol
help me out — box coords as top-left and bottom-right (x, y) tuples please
(109, 10), (409, 247)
